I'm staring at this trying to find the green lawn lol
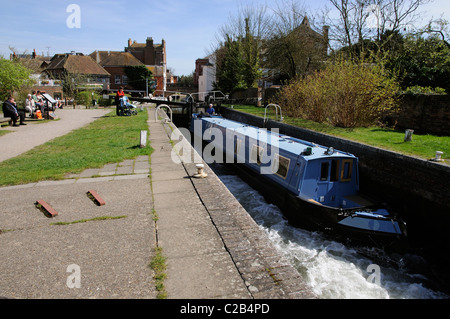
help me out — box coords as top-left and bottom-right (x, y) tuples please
(225, 104), (449, 162)
(0, 109), (152, 186)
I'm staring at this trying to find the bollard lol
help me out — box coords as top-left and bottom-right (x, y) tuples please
(431, 151), (444, 162)
(404, 129), (414, 142)
(192, 164), (208, 179)
(140, 130), (147, 148)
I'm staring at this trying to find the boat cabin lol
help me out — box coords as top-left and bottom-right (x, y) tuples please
(191, 115), (361, 209)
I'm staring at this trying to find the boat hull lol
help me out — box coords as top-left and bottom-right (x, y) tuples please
(189, 115), (407, 248)
(229, 162), (407, 248)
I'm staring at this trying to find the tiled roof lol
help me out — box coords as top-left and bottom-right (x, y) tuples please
(98, 52), (144, 67)
(46, 54), (110, 76)
(89, 51), (122, 63)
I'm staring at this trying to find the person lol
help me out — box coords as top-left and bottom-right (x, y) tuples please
(25, 94), (36, 117)
(206, 104), (215, 115)
(115, 87), (125, 116)
(32, 90), (44, 113)
(2, 96), (26, 126)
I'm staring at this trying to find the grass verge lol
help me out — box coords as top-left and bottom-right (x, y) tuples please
(226, 104), (449, 162)
(0, 109), (152, 186)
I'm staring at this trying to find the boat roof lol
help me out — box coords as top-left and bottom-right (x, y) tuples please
(198, 115), (356, 161)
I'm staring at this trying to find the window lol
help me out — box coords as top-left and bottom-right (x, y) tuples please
(341, 159), (353, 182)
(234, 139), (241, 156)
(115, 75), (121, 84)
(320, 162), (329, 181)
(273, 155), (290, 179)
(122, 75), (128, 85)
(250, 145), (263, 165)
(330, 160), (339, 182)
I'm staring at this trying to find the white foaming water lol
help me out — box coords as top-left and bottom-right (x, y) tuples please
(215, 169), (448, 299)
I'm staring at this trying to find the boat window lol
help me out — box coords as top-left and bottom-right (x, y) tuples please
(341, 159), (353, 182)
(250, 145), (264, 165)
(331, 160), (339, 182)
(320, 162), (329, 181)
(273, 154), (290, 179)
(234, 138), (241, 156)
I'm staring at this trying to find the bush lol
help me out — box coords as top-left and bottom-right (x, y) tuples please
(403, 85), (447, 95)
(273, 58), (401, 128)
(75, 91), (100, 106)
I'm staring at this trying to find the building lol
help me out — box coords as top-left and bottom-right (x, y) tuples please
(125, 37), (166, 66)
(195, 57), (216, 101)
(270, 16), (329, 82)
(90, 51), (144, 92)
(125, 37), (168, 93)
(45, 52), (110, 91)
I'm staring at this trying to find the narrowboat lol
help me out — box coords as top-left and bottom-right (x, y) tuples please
(189, 113), (407, 247)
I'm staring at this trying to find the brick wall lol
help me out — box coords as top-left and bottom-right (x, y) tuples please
(392, 94), (450, 136)
(229, 89), (450, 136)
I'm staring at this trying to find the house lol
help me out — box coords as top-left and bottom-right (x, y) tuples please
(195, 57), (216, 102)
(292, 16), (329, 59)
(125, 37), (166, 66)
(11, 49), (64, 98)
(125, 37), (168, 93)
(90, 51), (145, 92)
(45, 52), (110, 91)
(267, 16), (329, 83)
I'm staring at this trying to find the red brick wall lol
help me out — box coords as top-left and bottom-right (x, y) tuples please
(394, 94), (450, 136)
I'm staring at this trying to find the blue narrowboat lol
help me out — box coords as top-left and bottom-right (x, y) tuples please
(190, 113), (407, 246)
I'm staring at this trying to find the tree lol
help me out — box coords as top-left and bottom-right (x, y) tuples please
(0, 58), (34, 101)
(325, 0), (431, 55)
(125, 65), (153, 91)
(58, 72), (87, 98)
(386, 34), (450, 92)
(213, 3), (268, 93)
(215, 35), (246, 93)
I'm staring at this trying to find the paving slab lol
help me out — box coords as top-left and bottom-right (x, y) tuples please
(0, 178), (156, 299)
(146, 106), (316, 299)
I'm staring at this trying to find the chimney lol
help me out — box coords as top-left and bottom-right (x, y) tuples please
(128, 38), (132, 47)
(322, 25), (330, 57)
(32, 49), (36, 59)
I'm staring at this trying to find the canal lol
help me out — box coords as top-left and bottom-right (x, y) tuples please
(209, 163), (449, 299)
(173, 113), (449, 299)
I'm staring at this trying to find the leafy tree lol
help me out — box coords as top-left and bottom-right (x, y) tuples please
(215, 35), (246, 94)
(214, 4), (266, 93)
(386, 34), (450, 92)
(0, 58), (34, 101)
(125, 65), (153, 91)
(242, 20), (262, 88)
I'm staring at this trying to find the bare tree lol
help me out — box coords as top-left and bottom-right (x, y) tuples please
(212, 3), (272, 90)
(326, 0), (432, 51)
(212, 2), (271, 52)
(263, 0), (330, 80)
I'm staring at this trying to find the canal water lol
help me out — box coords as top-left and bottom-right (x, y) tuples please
(210, 163), (449, 299)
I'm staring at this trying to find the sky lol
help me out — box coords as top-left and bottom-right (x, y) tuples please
(0, 0), (449, 76)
